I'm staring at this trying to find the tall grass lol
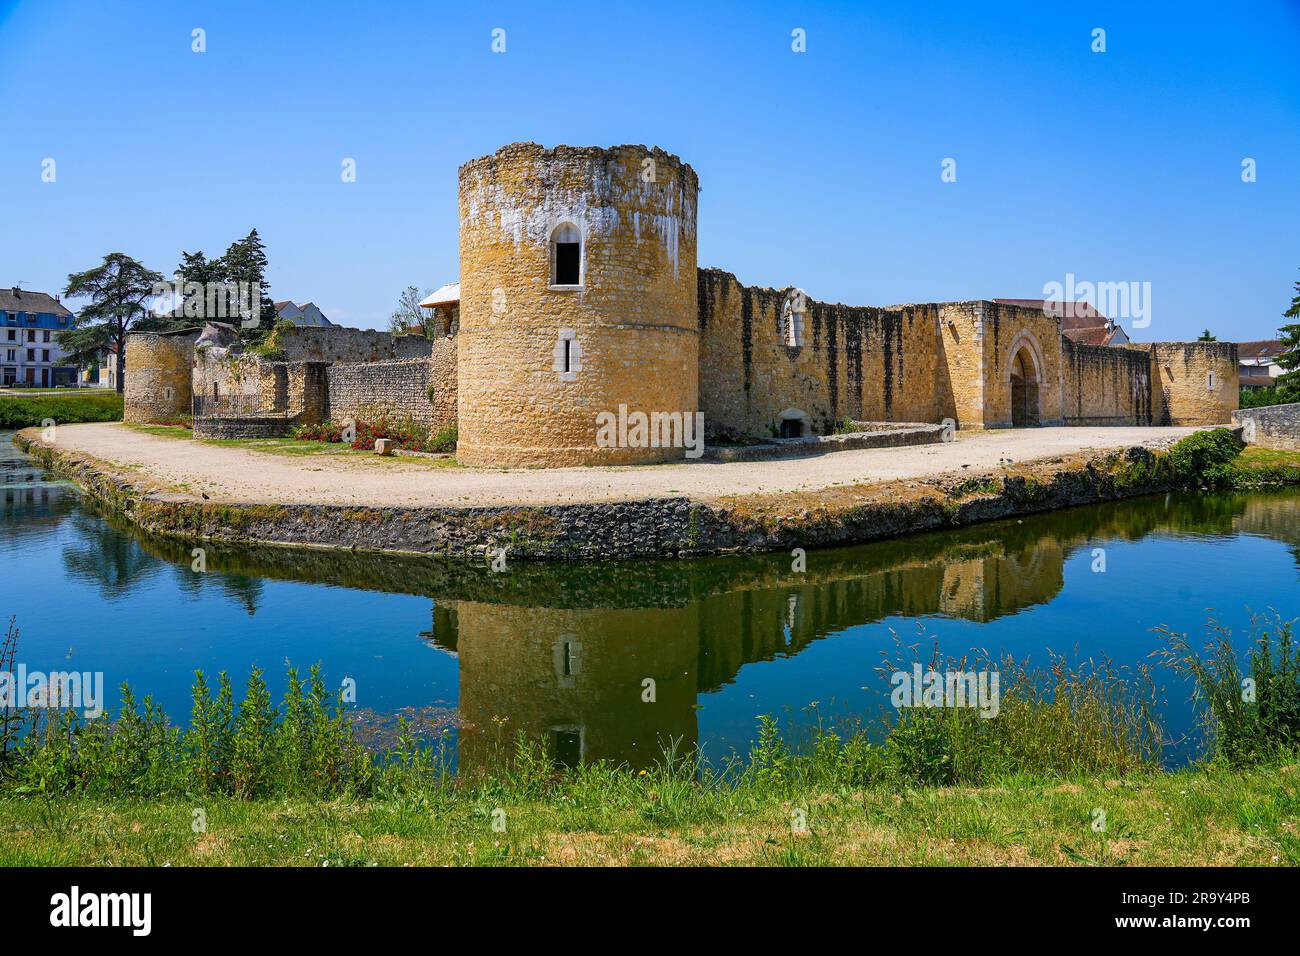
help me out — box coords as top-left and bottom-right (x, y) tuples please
(0, 614), (1292, 803)
(1155, 611), (1300, 767)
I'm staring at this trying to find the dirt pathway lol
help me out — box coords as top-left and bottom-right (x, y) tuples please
(33, 423), (1196, 507)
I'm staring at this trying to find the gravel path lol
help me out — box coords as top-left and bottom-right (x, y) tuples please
(37, 423), (1197, 507)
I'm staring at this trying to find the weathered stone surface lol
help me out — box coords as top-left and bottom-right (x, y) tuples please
(457, 143), (700, 467)
(1234, 402), (1300, 450)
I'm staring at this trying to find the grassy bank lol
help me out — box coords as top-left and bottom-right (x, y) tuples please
(0, 761), (1293, 866)
(0, 390), (123, 428)
(1, 613), (1297, 866)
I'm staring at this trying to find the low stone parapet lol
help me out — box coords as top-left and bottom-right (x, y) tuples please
(1233, 403), (1300, 450)
(192, 415), (293, 440)
(705, 422), (944, 463)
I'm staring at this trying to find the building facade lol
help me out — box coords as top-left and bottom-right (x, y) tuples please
(0, 287), (77, 387)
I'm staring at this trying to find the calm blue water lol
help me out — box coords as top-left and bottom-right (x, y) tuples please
(4, 433), (1298, 768)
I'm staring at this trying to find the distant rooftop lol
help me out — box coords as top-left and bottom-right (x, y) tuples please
(420, 283), (460, 308)
(0, 287), (73, 317)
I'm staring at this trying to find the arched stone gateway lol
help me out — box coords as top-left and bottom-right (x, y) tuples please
(1009, 343), (1041, 427)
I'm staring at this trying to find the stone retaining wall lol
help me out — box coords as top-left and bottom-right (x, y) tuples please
(1233, 402), (1300, 450)
(192, 415), (293, 439)
(18, 430), (1195, 563)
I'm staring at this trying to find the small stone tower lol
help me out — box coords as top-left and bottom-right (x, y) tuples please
(122, 329), (198, 423)
(456, 143), (700, 467)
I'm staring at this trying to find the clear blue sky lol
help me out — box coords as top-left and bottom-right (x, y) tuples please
(2, 0), (1297, 340)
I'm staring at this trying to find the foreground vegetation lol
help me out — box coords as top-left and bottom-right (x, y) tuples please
(0, 390), (122, 429)
(1, 610), (1297, 866)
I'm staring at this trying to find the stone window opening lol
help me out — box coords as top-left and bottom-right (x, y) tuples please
(783, 289), (808, 348)
(1207, 371), (1216, 390)
(777, 407), (810, 438)
(551, 726), (584, 769)
(549, 222), (583, 288)
(553, 329), (581, 382)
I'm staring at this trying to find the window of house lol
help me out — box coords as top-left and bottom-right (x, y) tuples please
(1207, 371), (1216, 390)
(6, 330), (14, 341)
(26, 330), (34, 342)
(5, 350), (13, 362)
(41, 349), (49, 362)
(549, 223), (582, 287)
(42, 331), (50, 342)
(26, 349), (35, 362)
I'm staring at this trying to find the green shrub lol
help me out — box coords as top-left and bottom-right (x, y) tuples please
(0, 392), (123, 429)
(1166, 427), (1242, 486)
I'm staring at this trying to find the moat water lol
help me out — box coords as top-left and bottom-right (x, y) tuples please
(4, 432), (1299, 769)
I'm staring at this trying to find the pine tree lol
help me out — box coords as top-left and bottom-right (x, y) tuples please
(59, 253), (164, 393)
(1273, 271), (1300, 402)
(218, 229), (277, 338)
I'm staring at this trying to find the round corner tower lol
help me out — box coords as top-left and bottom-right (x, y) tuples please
(456, 142), (700, 467)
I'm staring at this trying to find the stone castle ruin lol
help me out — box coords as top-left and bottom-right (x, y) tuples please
(123, 142), (1239, 464)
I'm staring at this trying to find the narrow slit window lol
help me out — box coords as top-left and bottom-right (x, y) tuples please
(551, 223), (581, 286)
(563, 338), (572, 373)
(1207, 371), (1216, 390)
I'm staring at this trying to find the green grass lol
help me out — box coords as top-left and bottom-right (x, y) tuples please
(0, 387), (113, 395)
(0, 391), (122, 428)
(122, 422), (458, 463)
(0, 762), (1292, 866)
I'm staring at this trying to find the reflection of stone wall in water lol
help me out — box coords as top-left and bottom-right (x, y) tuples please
(450, 601), (700, 772)
(442, 537), (1074, 771)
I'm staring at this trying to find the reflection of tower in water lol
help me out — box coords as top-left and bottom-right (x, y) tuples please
(427, 528), (1072, 774)
(432, 601), (700, 773)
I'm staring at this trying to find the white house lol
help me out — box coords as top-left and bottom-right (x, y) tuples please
(274, 300), (333, 327)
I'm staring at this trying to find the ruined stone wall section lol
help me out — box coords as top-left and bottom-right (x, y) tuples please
(937, 303), (988, 430)
(1061, 338), (1153, 425)
(123, 332), (198, 422)
(1149, 342), (1239, 425)
(457, 142), (700, 467)
(1233, 402), (1300, 450)
(273, 326), (432, 364)
(698, 269), (952, 440)
(428, 336), (457, 433)
(326, 358), (436, 428)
